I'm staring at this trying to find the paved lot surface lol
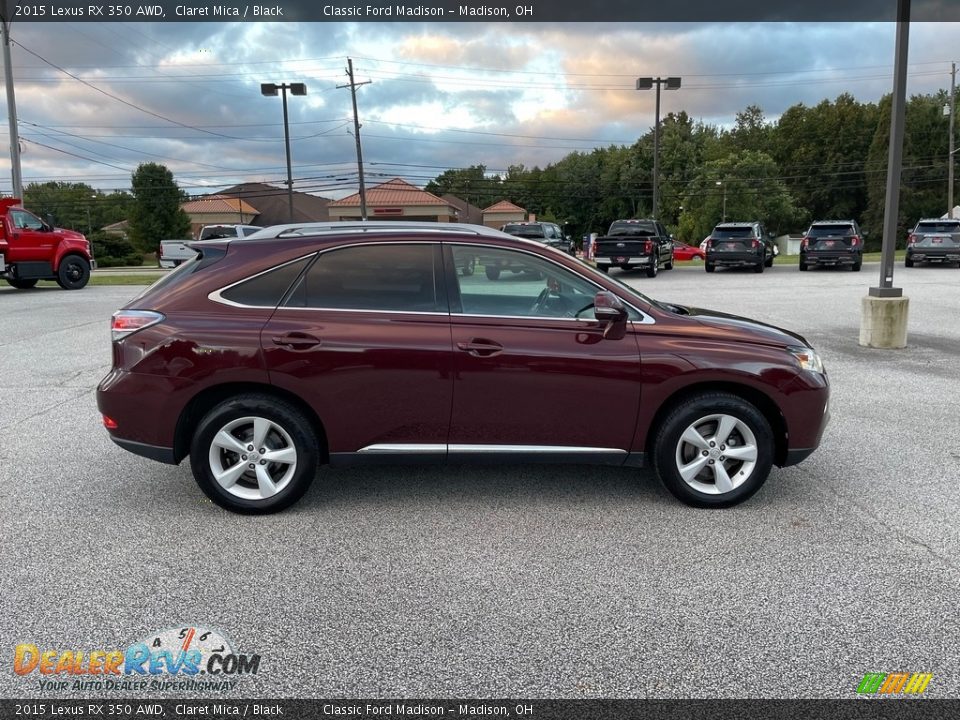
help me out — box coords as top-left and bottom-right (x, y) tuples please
(1, 262), (959, 699)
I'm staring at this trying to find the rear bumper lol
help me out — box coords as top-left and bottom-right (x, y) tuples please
(110, 436), (177, 465)
(803, 252), (859, 266)
(707, 253), (763, 267)
(595, 255), (652, 267)
(907, 250), (960, 263)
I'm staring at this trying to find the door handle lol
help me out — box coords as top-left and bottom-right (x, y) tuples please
(456, 339), (503, 357)
(272, 332), (322, 349)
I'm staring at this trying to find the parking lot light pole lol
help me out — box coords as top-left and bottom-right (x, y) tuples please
(716, 180), (726, 222)
(261, 82), (307, 222)
(636, 76), (680, 221)
(948, 62), (956, 218)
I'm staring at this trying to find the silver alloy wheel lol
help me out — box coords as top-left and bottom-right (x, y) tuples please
(208, 416), (298, 500)
(674, 413), (759, 495)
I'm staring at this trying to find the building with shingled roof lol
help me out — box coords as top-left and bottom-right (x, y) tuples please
(327, 178), (459, 222)
(482, 200), (527, 228)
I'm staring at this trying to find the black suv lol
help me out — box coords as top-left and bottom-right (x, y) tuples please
(905, 218), (960, 267)
(593, 219), (674, 277)
(705, 222), (775, 273)
(799, 220), (864, 271)
(501, 222), (575, 255)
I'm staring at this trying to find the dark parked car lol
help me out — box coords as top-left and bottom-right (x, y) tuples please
(704, 222), (776, 273)
(593, 219), (674, 277)
(97, 222), (829, 514)
(905, 218), (960, 267)
(799, 220), (864, 271)
(500, 221), (575, 255)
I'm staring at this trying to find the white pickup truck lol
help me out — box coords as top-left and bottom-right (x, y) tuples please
(159, 224), (263, 268)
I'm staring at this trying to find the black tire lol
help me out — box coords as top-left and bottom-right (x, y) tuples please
(189, 394), (320, 514)
(799, 262), (808, 271)
(460, 257), (476, 276)
(665, 257), (674, 270)
(6, 278), (38, 289)
(765, 254), (774, 268)
(56, 255), (91, 290)
(705, 262), (715, 273)
(653, 392), (774, 508)
(852, 260), (862, 272)
(753, 260), (764, 273)
(646, 259), (658, 278)
(905, 256), (914, 268)
(484, 265), (501, 281)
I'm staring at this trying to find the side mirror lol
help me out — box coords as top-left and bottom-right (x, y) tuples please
(594, 291), (627, 340)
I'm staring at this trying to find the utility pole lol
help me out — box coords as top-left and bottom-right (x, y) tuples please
(949, 62), (956, 218)
(339, 58), (371, 220)
(1, 5), (23, 199)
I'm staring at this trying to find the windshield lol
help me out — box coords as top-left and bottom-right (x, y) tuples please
(808, 225), (855, 237)
(502, 224), (546, 238)
(608, 221), (656, 236)
(915, 222), (960, 234)
(711, 227), (755, 239)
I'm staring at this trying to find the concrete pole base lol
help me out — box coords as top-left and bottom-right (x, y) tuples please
(859, 295), (910, 348)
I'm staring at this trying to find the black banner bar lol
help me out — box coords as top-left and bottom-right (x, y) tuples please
(7, 0), (960, 23)
(3, 700), (960, 720)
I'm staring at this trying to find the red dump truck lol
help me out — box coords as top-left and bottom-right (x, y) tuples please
(0, 198), (95, 290)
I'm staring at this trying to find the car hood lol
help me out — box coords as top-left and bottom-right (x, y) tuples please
(55, 227), (86, 241)
(669, 304), (810, 348)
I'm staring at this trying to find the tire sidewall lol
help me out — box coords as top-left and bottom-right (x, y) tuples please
(190, 396), (319, 514)
(654, 393), (774, 508)
(57, 255), (91, 290)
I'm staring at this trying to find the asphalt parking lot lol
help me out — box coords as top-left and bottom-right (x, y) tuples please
(1, 262), (959, 700)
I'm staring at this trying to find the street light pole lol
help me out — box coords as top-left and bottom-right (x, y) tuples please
(261, 81), (307, 222)
(949, 61), (956, 218)
(636, 76), (681, 221)
(716, 180), (727, 222)
(1, 7), (23, 199)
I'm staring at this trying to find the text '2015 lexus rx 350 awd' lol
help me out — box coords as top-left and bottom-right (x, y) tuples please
(97, 222), (829, 514)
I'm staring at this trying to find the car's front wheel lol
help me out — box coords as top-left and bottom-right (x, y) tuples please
(653, 392), (774, 508)
(189, 395), (320, 514)
(56, 255), (91, 290)
(705, 262), (715, 273)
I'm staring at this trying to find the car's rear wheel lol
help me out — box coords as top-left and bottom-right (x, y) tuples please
(646, 260), (658, 278)
(6, 278), (38, 289)
(754, 260), (764, 273)
(799, 262), (808, 271)
(905, 257), (914, 268)
(765, 254), (774, 267)
(460, 257), (476, 276)
(852, 260), (862, 271)
(484, 265), (501, 280)
(665, 257), (674, 270)
(705, 262), (715, 273)
(56, 255), (90, 290)
(189, 395), (320, 514)
(653, 392), (774, 508)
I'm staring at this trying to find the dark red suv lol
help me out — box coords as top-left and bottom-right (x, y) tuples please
(97, 222), (829, 513)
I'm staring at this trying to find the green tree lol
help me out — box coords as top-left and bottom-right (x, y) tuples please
(128, 163), (191, 253)
(424, 165), (501, 209)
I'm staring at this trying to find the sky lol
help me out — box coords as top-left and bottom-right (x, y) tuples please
(2, 21), (958, 200)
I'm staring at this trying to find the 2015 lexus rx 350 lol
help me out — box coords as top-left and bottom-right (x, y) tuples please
(97, 222), (829, 514)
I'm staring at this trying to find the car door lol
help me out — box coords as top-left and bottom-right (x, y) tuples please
(7, 209), (55, 263)
(260, 242), (454, 462)
(445, 243), (643, 462)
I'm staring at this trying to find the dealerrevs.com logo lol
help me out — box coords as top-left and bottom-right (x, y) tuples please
(14, 626), (260, 692)
(857, 672), (933, 696)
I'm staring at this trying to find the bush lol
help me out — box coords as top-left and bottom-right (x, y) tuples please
(90, 231), (143, 267)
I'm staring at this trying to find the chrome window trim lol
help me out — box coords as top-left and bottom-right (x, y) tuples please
(208, 239), (656, 325)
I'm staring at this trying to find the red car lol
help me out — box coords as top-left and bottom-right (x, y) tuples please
(672, 241), (706, 262)
(97, 223), (829, 514)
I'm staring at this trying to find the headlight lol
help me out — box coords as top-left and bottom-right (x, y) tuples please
(787, 345), (824, 374)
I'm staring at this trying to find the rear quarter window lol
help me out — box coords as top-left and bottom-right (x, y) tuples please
(219, 257), (312, 307)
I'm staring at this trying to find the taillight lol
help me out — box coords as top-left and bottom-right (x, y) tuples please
(644, 240), (653, 254)
(751, 239), (760, 249)
(102, 415), (118, 430)
(111, 310), (164, 342)
(801, 237), (810, 249)
(705, 238), (712, 248)
(850, 235), (860, 247)
(908, 234), (919, 245)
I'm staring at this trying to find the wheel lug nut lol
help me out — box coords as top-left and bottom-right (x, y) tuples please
(242, 455), (247, 460)
(719, 457), (725, 462)
(259, 448), (266, 454)
(720, 445), (726, 450)
(709, 441), (716, 447)
(259, 460), (266, 465)
(702, 450), (709, 456)
(247, 445), (254, 451)
(248, 464), (255, 469)
(708, 460), (715, 465)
